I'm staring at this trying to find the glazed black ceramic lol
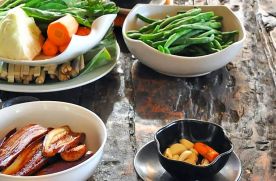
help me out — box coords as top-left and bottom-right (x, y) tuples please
(154, 119), (233, 180)
(111, 0), (151, 9)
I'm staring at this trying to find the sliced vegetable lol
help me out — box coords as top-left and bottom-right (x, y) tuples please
(42, 39), (58, 56)
(0, 128), (17, 148)
(42, 126), (83, 157)
(60, 144), (87, 162)
(2, 138), (48, 176)
(194, 142), (219, 162)
(76, 27), (91, 36)
(47, 14), (79, 46)
(0, 124), (48, 169)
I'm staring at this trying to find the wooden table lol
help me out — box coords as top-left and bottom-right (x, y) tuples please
(0, 0), (275, 180)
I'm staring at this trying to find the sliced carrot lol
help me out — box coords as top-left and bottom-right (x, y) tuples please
(59, 44), (69, 53)
(47, 14), (79, 46)
(42, 39), (58, 56)
(76, 27), (91, 36)
(194, 142), (219, 162)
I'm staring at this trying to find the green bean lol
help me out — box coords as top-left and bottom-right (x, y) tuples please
(139, 20), (163, 33)
(137, 13), (156, 24)
(164, 29), (192, 48)
(213, 39), (222, 50)
(169, 34), (215, 54)
(159, 8), (202, 28)
(153, 25), (161, 33)
(127, 32), (142, 39)
(173, 30), (205, 45)
(164, 47), (171, 54)
(140, 32), (164, 41)
(164, 23), (212, 38)
(161, 12), (215, 31)
(198, 29), (219, 38)
(211, 16), (223, 21)
(221, 41), (233, 49)
(158, 45), (165, 53)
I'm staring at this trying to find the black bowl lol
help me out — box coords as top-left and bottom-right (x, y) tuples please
(154, 119), (233, 180)
(111, 0), (151, 9)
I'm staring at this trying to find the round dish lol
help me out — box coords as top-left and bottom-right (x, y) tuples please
(122, 5), (246, 77)
(134, 141), (241, 181)
(0, 101), (107, 181)
(154, 119), (233, 180)
(0, 14), (117, 66)
(0, 43), (120, 93)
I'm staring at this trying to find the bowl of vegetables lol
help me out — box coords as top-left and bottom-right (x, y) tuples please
(0, 0), (118, 66)
(0, 101), (107, 181)
(154, 119), (233, 180)
(0, 0), (119, 87)
(122, 5), (246, 77)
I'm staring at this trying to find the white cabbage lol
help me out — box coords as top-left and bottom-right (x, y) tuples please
(0, 7), (43, 60)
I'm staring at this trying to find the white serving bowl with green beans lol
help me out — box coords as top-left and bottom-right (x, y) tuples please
(122, 5), (246, 77)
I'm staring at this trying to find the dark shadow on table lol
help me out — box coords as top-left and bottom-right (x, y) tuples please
(131, 61), (234, 124)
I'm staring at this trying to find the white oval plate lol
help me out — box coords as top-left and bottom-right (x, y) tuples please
(0, 14), (117, 66)
(0, 43), (120, 93)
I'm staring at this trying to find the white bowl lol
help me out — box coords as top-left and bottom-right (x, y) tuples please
(0, 101), (107, 181)
(122, 5), (246, 77)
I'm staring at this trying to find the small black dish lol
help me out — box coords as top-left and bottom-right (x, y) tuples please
(134, 141), (241, 181)
(154, 119), (233, 180)
(111, 0), (151, 9)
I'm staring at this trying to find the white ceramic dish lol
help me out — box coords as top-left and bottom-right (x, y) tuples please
(0, 14), (117, 66)
(122, 5), (246, 77)
(0, 101), (107, 181)
(0, 43), (120, 93)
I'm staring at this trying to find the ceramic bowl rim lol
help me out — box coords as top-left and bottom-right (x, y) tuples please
(0, 101), (107, 179)
(154, 118), (234, 168)
(122, 4), (246, 60)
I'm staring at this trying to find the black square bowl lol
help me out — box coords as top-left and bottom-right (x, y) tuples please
(154, 119), (233, 180)
(111, 0), (151, 9)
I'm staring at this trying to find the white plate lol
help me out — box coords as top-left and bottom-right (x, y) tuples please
(0, 43), (120, 93)
(0, 14), (117, 66)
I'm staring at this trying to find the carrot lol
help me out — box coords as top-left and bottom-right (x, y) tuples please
(194, 142), (219, 162)
(76, 27), (91, 36)
(59, 44), (69, 53)
(47, 14), (79, 46)
(42, 39), (58, 56)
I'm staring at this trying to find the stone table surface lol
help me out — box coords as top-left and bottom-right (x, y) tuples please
(0, 0), (275, 181)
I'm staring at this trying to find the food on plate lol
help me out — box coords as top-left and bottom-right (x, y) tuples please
(0, 124), (48, 169)
(163, 138), (219, 166)
(60, 144), (87, 162)
(76, 27), (92, 36)
(42, 126), (84, 157)
(0, 27), (116, 84)
(127, 8), (239, 57)
(47, 14), (79, 47)
(0, 124), (92, 176)
(0, 128), (16, 148)
(194, 142), (219, 162)
(42, 39), (59, 56)
(0, 7), (43, 60)
(0, 0), (118, 60)
(36, 151), (93, 176)
(2, 138), (48, 176)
